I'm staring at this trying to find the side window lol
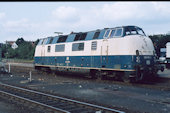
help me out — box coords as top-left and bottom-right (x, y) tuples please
(55, 44), (65, 52)
(91, 41), (97, 50)
(110, 29), (116, 37)
(115, 28), (123, 37)
(104, 30), (111, 38)
(72, 43), (84, 51)
(47, 46), (51, 52)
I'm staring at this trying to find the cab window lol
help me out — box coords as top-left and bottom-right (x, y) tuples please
(104, 30), (111, 38)
(115, 28), (123, 37)
(110, 29), (116, 37)
(124, 26), (146, 36)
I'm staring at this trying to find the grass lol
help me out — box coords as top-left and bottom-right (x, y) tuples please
(2, 58), (34, 63)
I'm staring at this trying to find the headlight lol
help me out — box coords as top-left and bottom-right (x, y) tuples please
(144, 56), (151, 59)
(146, 60), (150, 65)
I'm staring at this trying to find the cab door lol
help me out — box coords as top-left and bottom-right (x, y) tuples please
(100, 29), (110, 68)
(41, 45), (45, 65)
(41, 39), (47, 65)
(91, 41), (97, 67)
(101, 39), (109, 68)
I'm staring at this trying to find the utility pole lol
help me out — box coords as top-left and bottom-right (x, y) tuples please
(0, 43), (2, 61)
(54, 32), (63, 36)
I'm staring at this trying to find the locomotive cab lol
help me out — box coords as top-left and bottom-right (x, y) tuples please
(102, 26), (159, 82)
(122, 26), (160, 82)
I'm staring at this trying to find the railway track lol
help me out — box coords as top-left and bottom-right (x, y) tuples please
(8, 64), (170, 91)
(0, 82), (125, 113)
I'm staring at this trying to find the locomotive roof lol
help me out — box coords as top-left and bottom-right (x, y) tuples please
(40, 25), (140, 38)
(38, 25), (142, 45)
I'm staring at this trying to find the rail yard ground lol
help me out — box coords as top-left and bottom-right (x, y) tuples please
(0, 62), (170, 113)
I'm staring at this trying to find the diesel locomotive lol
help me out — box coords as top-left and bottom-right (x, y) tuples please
(34, 25), (162, 82)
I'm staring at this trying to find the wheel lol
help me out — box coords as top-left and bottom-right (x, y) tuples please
(90, 70), (98, 79)
(135, 66), (144, 82)
(122, 75), (131, 83)
(166, 63), (170, 69)
(138, 72), (144, 81)
(121, 72), (133, 83)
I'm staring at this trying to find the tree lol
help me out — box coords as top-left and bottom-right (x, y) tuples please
(149, 34), (170, 57)
(6, 47), (17, 58)
(16, 37), (25, 46)
(16, 41), (33, 59)
(34, 39), (39, 46)
(1, 44), (9, 58)
(3, 38), (39, 60)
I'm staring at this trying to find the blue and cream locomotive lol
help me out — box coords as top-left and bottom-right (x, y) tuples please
(34, 25), (161, 82)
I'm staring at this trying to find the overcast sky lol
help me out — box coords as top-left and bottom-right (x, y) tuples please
(0, 2), (170, 43)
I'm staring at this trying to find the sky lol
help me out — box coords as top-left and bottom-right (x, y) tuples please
(0, 1), (170, 43)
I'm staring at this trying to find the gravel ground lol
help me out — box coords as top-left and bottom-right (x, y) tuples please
(0, 64), (170, 113)
(0, 96), (42, 113)
(0, 98), (19, 113)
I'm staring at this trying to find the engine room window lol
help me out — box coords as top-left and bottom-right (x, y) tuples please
(79, 33), (87, 40)
(74, 34), (80, 41)
(55, 44), (65, 52)
(91, 41), (97, 50)
(74, 33), (87, 41)
(46, 37), (54, 44)
(43, 38), (48, 45)
(57, 36), (68, 43)
(104, 30), (111, 38)
(49, 37), (54, 44)
(72, 43), (84, 51)
(37, 39), (43, 45)
(47, 46), (51, 52)
(93, 31), (100, 39)
(115, 28), (123, 37)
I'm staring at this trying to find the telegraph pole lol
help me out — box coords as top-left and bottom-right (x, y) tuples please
(54, 32), (63, 36)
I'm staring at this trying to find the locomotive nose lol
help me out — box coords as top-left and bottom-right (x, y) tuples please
(139, 35), (155, 55)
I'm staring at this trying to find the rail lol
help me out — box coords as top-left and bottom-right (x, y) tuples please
(0, 82), (125, 113)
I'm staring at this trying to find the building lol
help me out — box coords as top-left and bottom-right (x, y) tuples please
(6, 41), (18, 49)
(11, 42), (18, 49)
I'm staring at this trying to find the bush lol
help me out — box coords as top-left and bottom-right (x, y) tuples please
(3, 38), (39, 60)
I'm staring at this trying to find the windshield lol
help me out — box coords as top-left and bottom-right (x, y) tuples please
(124, 26), (146, 36)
